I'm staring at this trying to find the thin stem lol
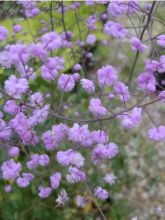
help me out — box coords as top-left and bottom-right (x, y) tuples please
(127, 1), (156, 87)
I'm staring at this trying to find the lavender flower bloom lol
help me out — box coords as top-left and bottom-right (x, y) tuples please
(17, 177), (30, 188)
(42, 123), (68, 150)
(8, 146), (20, 158)
(41, 57), (64, 81)
(1, 159), (22, 181)
(5, 185), (11, 193)
(107, 1), (127, 17)
(97, 65), (117, 88)
(89, 98), (107, 117)
(0, 26), (8, 41)
(30, 92), (43, 106)
(4, 75), (29, 99)
(130, 37), (147, 52)
(76, 195), (89, 207)
(58, 74), (75, 92)
(50, 172), (61, 189)
(157, 55), (165, 73)
(66, 166), (86, 184)
(56, 149), (85, 168)
(80, 79), (95, 94)
(157, 34), (165, 48)
(137, 72), (156, 93)
(104, 21), (128, 39)
(13, 25), (22, 33)
(88, 14), (97, 30)
(4, 100), (20, 115)
(39, 154), (50, 166)
(30, 43), (47, 60)
(91, 143), (119, 164)
(69, 123), (90, 144)
(104, 173), (117, 185)
(86, 34), (96, 45)
(42, 31), (62, 51)
(56, 189), (69, 206)
(147, 126), (165, 141)
(94, 186), (109, 200)
(118, 107), (142, 129)
(0, 118), (11, 140)
(27, 154), (40, 170)
(158, 91), (165, 102)
(144, 59), (158, 73)
(38, 186), (52, 198)
(114, 81), (130, 102)
(73, 63), (81, 71)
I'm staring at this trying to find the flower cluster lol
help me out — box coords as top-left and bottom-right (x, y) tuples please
(0, 1), (164, 216)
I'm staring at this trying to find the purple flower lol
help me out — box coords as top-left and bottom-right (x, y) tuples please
(91, 143), (119, 164)
(5, 185), (11, 193)
(104, 21), (128, 39)
(30, 92), (43, 106)
(30, 43), (47, 60)
(19, 1), (40, 17)
(130, 37), (147, 52)
(80, 79), (95, 94)
(56, 149), (84, 167)
(39, 154), (50, 166)
(27, 154), (40, 170)
(69, 123), (90, 144)
(56, 189), (69, 206)
(13, 25), (22, 33)
(17, 177), (30, 188)
(10, 113), (38, 145)
(42, 31), (62, 51)
(157, 55), (165, 73)
(50, 172), (61, 189)
(4, 75), (29, 99)
(89, 98), (107, 117)
(76, 195), (89, 207)
(58, 74), (75, 92)
(4, 100), (20, 115)
(30, 104), (49, 124)
(38, 186), (52, 198)
(157, 34), (165, 48)
(8, 146), (20, 158)
(147, 126), (165, 141)
(0, 119), (11, 140)
(73, 63), (81, 71)
(73, 73), (80, 81)
(108, 93), (115, 100)
(41, 57), (64, 81)
(91, 130), (108, 144)
(0, 26), (8, 41)
(114, 81), (130, 102)
(94, 186), (108, 200)
(107, 1), (127, 17)
(137, 72), (156, 93)
(66, 166), (86, 184)
(86, 34), (96, 45)
(42, 123), (68, 150)
(1, 159), (22, 181)
(97, 65), (117, 87)
(104, 173), (117, 185)
(118, 107), (142, 129)
(144, 59), (159, 73)
(22, 173), (34, 181)
(8, 44), (30, 65)
(87, 14), (97, 30)
(158, 91), (165, 102)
